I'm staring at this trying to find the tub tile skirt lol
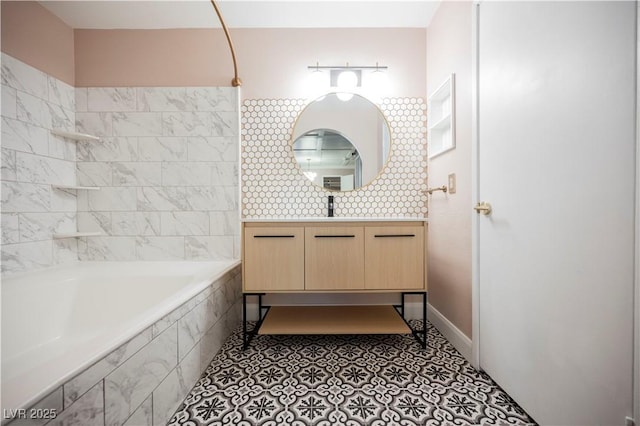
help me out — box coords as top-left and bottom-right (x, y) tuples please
(169, 321), (537, 426)
(4, 265), (242, 426)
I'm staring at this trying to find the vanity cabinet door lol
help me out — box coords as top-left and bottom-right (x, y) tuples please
(364, 226), (425, 289)
(244, 227), (304, 291)
(305, 226), (365, 290)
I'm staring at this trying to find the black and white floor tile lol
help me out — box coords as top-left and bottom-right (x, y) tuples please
(169, 322), (536, 425)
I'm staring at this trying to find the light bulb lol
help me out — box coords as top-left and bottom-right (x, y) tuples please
(367, 69), (389, 97)
(336, 70), (358, 101)
(337, 70), (358, 90)
(307, 69), (328, 98)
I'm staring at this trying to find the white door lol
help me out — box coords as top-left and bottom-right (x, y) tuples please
(475, 2), (636, 424)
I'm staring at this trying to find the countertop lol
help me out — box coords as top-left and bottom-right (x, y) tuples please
(241, 217), (428, 223)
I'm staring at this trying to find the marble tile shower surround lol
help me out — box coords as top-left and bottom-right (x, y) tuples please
(6, 266), (242, 426)
(241, 98), (428, 218)
(1, 53), (78, 275)
(0, 53), (240, 274)
(75, 86), (240, 263)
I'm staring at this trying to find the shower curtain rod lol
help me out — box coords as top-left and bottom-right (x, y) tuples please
(210, 0), (242, 87)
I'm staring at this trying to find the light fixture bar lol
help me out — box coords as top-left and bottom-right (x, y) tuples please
(307, 65), (388, 70)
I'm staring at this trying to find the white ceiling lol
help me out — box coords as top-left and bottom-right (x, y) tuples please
(39, 1), (441, 29)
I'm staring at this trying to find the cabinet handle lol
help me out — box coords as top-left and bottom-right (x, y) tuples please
(314, 235), (355, 238)
(253, 235), (295, 238)
(374, 234), (415, 238)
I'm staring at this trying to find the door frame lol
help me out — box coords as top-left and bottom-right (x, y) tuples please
(470, 1), (640, 421)
(470, 0), (481, 370)
(634, 2), (639, 423)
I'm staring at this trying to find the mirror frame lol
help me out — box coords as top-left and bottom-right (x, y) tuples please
(289, 92), (394, 193)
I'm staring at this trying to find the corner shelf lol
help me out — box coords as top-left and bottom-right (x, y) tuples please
(428, 74), (455, 158)
(51, 183), (101, 239)
(53, 232), (104, 239)
(51, 185), (101, 191)
(50, 129), (100, 142)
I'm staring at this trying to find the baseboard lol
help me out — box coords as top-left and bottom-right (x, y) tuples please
(427, 303), (473, 363)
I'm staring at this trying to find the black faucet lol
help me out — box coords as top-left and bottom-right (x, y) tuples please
(328, 196), (334, 217)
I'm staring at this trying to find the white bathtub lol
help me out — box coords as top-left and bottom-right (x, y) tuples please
(1, 260), (241, 416)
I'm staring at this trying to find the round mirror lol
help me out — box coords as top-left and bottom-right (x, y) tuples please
(291, 93), (391, 191)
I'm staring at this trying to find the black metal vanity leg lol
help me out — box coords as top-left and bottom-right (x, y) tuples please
(242, 293), (269, 350)
(398, 292), (428, 349)
(242, 293), (249, 349)
(421, 292), (427, 349)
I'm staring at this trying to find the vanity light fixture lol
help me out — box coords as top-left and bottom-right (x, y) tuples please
(337, 69), (359, 89)
(336, 68), (358, 101)
(365, 63), (389, 98)
(306, 63), (388, 100)
(307, 62), (330, 98)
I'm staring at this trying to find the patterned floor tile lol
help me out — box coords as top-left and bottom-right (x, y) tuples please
(388, 389), (438, 421)
(168, 321), (537, 425)
(289, 392), (333, 424)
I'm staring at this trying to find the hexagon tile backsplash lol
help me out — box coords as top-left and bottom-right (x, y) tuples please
(241, 98), (428, 218)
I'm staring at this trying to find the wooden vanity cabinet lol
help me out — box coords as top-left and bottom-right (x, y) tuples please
(243, 226), (304, 291)
(305, 226), (365, 290)
(242, 221), (426, 292)
(364, 226), (424, 289)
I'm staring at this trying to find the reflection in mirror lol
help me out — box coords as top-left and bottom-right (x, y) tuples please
(293, 129), (361, 190)
(291, 93), (391, 191)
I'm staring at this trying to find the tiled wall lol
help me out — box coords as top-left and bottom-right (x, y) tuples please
(241, 98), (428, 218)
(75, 86), (240, 261)
(1, 53), (240, 275)
(8, 266), (242, 426)
(1, 53), (79, 275)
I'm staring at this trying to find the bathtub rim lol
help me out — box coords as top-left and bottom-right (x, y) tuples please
(1, 259), (241, 414)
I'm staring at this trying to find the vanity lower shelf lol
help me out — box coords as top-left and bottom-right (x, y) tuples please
(242, 292), (427, 350)
(258, 305), (411, 335)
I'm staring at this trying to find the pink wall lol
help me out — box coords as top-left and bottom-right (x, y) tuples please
(1, 1), (75, 85)
(0, 6), (426, 100)
(74, 28), (426, 99)
(74, 29), (230, 89)
(426, 1), (473, 338)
